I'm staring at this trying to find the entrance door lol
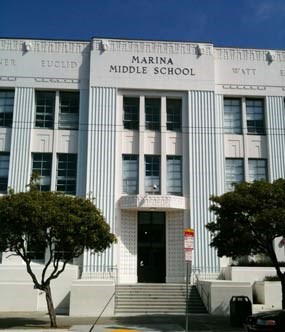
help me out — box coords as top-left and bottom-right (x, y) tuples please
(137, 212), (166, 283)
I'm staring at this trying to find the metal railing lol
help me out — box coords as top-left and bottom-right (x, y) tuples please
(80, 265), (118, 281)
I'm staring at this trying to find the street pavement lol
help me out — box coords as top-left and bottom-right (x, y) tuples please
(0, 312), (245, 332)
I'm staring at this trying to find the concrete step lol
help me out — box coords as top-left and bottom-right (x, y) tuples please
(115, 284), (207, 315)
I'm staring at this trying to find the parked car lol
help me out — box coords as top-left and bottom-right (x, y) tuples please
(244, 310), (285, 331)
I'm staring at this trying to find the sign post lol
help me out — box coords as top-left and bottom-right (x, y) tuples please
(184, 228), (194, 332)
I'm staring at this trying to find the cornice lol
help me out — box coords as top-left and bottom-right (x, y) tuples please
(93, 39), (213, 56)
(0, 39), (90, 54)
(215, 48), (285, 62)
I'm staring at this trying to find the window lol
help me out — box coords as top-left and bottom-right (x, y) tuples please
(167, 98), (182, 131)
(122, 155), (138, 194)
(56, 154), (77, 195)
(225, 158), (244, 191)
(248, 159), (267, 182)
(32, 153), (52, 191)
(59, 92), (79, 129)
(224, 98), (242, 134)
(145, 155), (160, 194)
(123, 97), (139, 130)
(0, 153), (9, 194)
(167, 156), (182, 195)
(246, 99), (265, 134)
(0, 90), (14, 127)
(35, 91), (55, 128)
(145, 98), (160, 130)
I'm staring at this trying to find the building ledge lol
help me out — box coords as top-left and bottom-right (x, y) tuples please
(119, 194), (187, 210)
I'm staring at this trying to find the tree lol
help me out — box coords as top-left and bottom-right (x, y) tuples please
(0, 186), (116, 327)
(206, 179), (285, 309)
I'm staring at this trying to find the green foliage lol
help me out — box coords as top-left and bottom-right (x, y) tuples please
(0, 190), (116, 286)
(207, 179), (285, 259)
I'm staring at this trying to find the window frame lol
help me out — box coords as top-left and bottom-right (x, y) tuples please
(56, 153), (77, 195)
(145, 98), (161, 131)
(123, 97), (139, 130)
(167, 155), (182, 195)
(122, 154), (139, 195)
(0, 152), (10, 194)
(0, 90), (14, 128)
(246, 98), (265, 135)
(35, 91), (55, 129)
(248, 159), (268, 182)
(166, 98), (182, 131)
(32, 153), (52, 192)
(58, 91), (79, 130)
(145, 155), (160, 194)
(225, 158), (244, 192)
(224, 97), (242, 134)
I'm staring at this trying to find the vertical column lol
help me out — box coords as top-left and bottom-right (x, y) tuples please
(266, 96), (285, 180)
(139, 96), (145, 194)
(8, 87), (34, 192)
(160, 96), (167, 195)
(188, 91), (223, 272)
(84, 87), (117, 273)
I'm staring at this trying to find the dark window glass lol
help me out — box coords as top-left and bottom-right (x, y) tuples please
(123, 97), (139, 130)
(32, 153), (52, 191)
(224, 98), (242, 134)
(145, 155), (160, 194)
(0, 153), (9, 193)
(248, 159), (267, 182)
(56, 154), (77, 195)
(35, 91), (55, 128)
(225, 158), (244, 191)
(59, 91), (79, 129)
(246, 99), (265, 135)
(145, 98), (160, 131)
(167, 99), (182, 131)
(0, 90), (14, 127)
(122, 155), (138, 194)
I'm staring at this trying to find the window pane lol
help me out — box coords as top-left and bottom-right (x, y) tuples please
(32, 153), (52, 191)
(225, 158), (244, 191)
(145, 155), (160, 194)
(123, 97), (139, 130)
(59, 91), (79, 129)
(246, 99), (265, 134)
(0, 153), (9, 193)
(0, 90), (14, 127)
(56, 154), (77, 195)
(145, 98), (160, 131)
(167, 99), (182, 131)
(248, 159), (267, 182)
(35, 91), (55, 128)
(167, 156), (182, 195)
(224, 98), (242, 134)
(122, 155), (138, 194)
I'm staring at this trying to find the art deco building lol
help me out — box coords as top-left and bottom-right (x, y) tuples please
(0, 37), (284, 314)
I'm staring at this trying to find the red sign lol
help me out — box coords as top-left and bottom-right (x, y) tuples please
(184, 228), (194, 262)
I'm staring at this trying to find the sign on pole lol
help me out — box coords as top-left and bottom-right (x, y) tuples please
(184, 228), (194, 261)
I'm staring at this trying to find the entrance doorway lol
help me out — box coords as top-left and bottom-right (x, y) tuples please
(137, 212), (166, 283)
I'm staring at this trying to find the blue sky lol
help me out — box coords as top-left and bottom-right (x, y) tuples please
(1, 0), (285, 49)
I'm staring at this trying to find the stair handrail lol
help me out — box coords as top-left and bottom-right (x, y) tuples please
(192, 268), (210, 312)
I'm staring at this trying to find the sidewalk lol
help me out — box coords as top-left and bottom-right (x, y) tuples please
(0, 312), (245, 332)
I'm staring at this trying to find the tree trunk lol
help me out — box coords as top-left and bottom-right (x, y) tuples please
(45, 284), (57, 328)
(281, 277), (285, 310)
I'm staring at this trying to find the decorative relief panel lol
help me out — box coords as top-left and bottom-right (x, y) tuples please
(34, 78), (80, 84)
(225, 138), (243, 157)
(222, 84), (266, 90)
(215, 48), (285, 62)
(93, 39), (213, 56)
(0, 76), (16, 81)
(167, 211), (185, 282)
(0, 39), (90, 53)
(119, 210), (137, 278)
(120, 195), (187, 210)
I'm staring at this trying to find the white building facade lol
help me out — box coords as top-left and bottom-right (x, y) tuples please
(0, 37), (285, 312)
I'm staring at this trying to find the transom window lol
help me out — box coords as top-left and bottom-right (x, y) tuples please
(56, 154), (77, 195)
(123, 97), (139, 130)
(0, 153), (9, 194)
(224, 98), (242, 134)
(0, 90), (14, 127)
(122, 155), (138, 194)
(145, 155), (160, 194)
(167, 156), (182, 195)
(167, 98), (182, 131)
(59, 92), (79, 129)
(225, 158), (244, 191)
(246, 99), (265, 135)
(35, 91), (55, 128)
(248, 159), (267, 182)
(32, 153), (52, 191)
(145, 98), (161, 131)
